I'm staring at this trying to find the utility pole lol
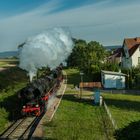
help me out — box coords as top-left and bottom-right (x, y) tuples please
(80, 72), (84, 99)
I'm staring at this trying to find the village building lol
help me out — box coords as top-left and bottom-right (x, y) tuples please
(108, 37), (140, 68)
(101, 70), (126, 89)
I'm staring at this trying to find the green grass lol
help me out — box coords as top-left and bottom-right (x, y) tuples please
(102, 93), (140, 140)
(44, 68), (114, 140)
(0, 61), (7, 67)
(65, 68), (93, 88)
(0, 66), (28, 134)
(0, 58), (18, 67)
(102, 93), (140, 128)
(0, 82), (27, 133)
(0, 67), (28, 91)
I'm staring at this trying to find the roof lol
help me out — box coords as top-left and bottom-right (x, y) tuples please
(101, 70), (126, 76)
(124, 37), (140, 56)
(112, 48), (122, 57)
(108, 37), (140, 59)
(108, 48), (122, 60)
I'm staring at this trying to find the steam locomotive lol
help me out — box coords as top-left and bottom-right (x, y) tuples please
(18, 66), (63, 116)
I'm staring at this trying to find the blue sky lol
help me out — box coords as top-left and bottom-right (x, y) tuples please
(0, 0), (140, 52)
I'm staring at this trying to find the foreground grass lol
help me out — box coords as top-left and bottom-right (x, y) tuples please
(103, 93), (140, 139)
(0, 83), (27, 133)
(0, 66), (28, 134)
(44, 68), (114, 140)
(103, 93), (140, 128)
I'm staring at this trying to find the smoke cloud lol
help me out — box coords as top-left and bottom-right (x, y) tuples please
(19, 27), (73, 81)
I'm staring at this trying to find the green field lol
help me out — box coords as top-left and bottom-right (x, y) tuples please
(1, 66), (140, 139)
(0, 58), (18, 67)
(0, 65), (28, 133)
(102, 93), (140, 140)
(44, 69), (114, 140)
(0, 61), (7, 67)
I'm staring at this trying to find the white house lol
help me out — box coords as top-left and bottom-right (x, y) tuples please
(101, 70), (126, 89)
(121, 37), (140, 68)
(108, 37), (140, 68)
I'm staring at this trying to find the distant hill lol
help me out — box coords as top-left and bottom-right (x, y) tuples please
(0, 51), (18, 58)
(104, 45), (122, 50)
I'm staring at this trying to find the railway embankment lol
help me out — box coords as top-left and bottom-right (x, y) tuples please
(41, 69), (115, 140)
(31, 71), (67, 139)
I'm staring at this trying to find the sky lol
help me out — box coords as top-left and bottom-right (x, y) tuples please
(0, 0), (140, 52)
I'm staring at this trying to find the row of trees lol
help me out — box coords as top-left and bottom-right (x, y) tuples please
(67, 38), (140, 88)
(121, 66), (140, 89)
(18, 38), (140, 88)
(67, 38), (120, 81)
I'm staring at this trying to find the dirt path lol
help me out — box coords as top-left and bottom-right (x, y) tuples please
(0, 67), (6, 71)
(0, 64), (16, 72)
(31, 72), (67, 139)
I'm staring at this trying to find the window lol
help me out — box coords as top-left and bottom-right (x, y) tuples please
(138, 57), (140, 64)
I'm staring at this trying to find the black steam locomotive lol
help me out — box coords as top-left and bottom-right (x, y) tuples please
(18, 66), (63, 116)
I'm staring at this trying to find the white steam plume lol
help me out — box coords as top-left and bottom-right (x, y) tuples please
(19, 27), (73, 81)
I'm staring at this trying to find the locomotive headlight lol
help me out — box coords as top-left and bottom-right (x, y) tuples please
(23, 106), (26, 108)
(35, 104), (39, 107)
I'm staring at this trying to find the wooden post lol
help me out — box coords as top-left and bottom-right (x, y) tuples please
(80, 72), (84, 99)
(80, 84), (83, 99)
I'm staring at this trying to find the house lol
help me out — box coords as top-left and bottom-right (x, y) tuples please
(107, 48), (122, 65)
(108, 37), (140, 68)
(101, 70), (126, 89)
(121, 37), (140, 68)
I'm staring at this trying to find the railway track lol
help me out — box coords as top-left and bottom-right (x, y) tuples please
(0, 71), (66, 140)
(0, 116), (41, 140)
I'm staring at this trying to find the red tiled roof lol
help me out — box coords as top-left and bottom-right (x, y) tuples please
(124, 37), (140, 56)
(108, 37), (140, 60)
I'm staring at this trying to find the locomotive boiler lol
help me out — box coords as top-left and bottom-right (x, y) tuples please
(18, 66), (63, 116)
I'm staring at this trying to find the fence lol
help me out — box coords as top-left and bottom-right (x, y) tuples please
(103, 101), (118, 130)
(101, 89), (140, 95)
(79, 82), (102, 88)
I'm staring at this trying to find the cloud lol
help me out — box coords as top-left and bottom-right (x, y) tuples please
(0, 0), (140, 51)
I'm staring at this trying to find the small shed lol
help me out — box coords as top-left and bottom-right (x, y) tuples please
(101, 70), (126, 89)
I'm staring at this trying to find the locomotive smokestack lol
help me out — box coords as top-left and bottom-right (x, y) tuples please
(29, 71), (35, 82)
(19, 27), (73, 81)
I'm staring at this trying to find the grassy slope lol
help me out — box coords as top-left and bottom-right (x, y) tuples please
(102, 93), (140, 139)
(0, 61), (7, 67)
(102, 93), (140, 129)
(44, 68), (114, 140)
(0, 61), (28, 134)
(0, 82), (27, 132)
(0, 67), (28, 91)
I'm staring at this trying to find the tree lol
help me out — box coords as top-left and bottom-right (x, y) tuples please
(67, 38), (87, 69)
(67, 39), (108, 81)
(85, 41), (106, 73)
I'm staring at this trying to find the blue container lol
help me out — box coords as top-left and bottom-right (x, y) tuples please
(94, 89), (100, 105)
